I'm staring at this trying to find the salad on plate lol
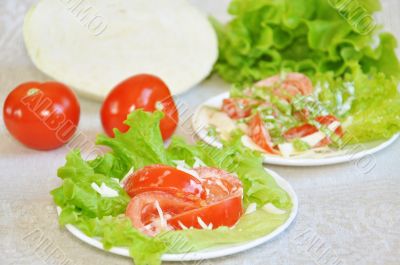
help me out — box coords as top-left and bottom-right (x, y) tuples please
(196, 71), (400, 159)
(51, 110), (295, 265)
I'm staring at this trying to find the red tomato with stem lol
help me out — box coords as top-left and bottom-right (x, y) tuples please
(101, 74), (178, 140)
(3, 82), (80, 150)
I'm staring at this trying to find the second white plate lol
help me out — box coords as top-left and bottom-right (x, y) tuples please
(192, 92), (399, 166)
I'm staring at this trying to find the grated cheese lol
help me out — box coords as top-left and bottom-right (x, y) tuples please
(91, 182), (119, 198)
(244, 203), (257, 215)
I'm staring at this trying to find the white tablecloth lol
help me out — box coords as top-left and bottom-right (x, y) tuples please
(0, 1), (399, 265)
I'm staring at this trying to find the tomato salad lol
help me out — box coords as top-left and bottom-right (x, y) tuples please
(207, 73), (346, 157)
(52, 110), (293, 265)
(124, 164), (244, 236)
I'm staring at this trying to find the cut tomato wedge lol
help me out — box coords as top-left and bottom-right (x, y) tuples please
(256, 73), (313, 101)
(125, 191), (200, 236)
(194, 167), (243, 203)
(125, 166), (244, 236)
(168, 167), (243, 230)
(168, 195), (243, 230)
(124, 165), (205, 200)
(247, 114), (279, 154)
(315, 115), (344, 137)
(284, 115), (343, 147)
(283, 124), (318, 139)
(221, 98), (260, 120)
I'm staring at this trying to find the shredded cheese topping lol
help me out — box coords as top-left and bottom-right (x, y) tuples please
(154, 200), (168, 229)
(245, 203), (257, 215)
(91, 182), (119, 198)
(197, 217), (212, 230)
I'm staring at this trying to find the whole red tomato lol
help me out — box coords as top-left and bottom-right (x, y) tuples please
(3, 82), (80, 150)
(101, 74), (178, 140)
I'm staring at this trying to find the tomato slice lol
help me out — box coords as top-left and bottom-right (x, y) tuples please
(168, 195), (243, 230)
(125, 166), (244, 236)
(247, 114), (279, 154)
(221, 98), (259, 120)
(124, 165), (205, 200)
(168, 167), (243, 230)
(284, 115), (343, 147)
(125, 191), (200, 236)
(194, 167), (243, 203)
(315, 115), (344, 137)
(283, 124), (318, 139)
(256, 73), (313, 101)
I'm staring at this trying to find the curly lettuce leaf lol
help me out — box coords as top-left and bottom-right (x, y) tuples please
(167, 136), (292, 209)
(52, 151), (165, 265)
(52, 151), (130, 218)
(344, 73), (400, 143)
(59, 209), (166, 265)
(212, 0), (400, 85)
(312, 70), (400, 143)
(96, 111), (170, 179)
(158, 209), (289, 253)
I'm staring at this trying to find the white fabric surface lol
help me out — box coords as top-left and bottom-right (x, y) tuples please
(0, 1), (399, 265)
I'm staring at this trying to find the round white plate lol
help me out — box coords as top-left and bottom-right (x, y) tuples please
(192, 92), (399, 167)
(57, 168), (298, 261)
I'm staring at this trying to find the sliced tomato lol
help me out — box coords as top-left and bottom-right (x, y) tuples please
(315, 115), (344, 137)
(125, 191), (200, 236)
(221, 98), (259, 120)
(194, 167), (242, 203)
(125, 166), (244, 236)
(284, 115), (343, 147)
(168, 195), (243, 230)
(124, 165), (205, 200)
(283, 124), (318, 140)
(247, 114), (279, 154)
(256, 73), (313, 101)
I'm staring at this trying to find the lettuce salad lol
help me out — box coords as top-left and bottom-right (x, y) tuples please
(213, 70), (400, 157)
(51, 110), (293, 265)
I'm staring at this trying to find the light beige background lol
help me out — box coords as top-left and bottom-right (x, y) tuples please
(0, 1), (399, 265)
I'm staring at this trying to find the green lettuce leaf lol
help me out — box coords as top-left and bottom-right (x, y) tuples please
(52, 151), (130, 218)
(344, 72), (400, 143)
(96, 111), (170, 179)
(312, 70), (400, 143)
(167, 136), (292, 209)
(59, 209), (166, 265)
(212, 0), (400, 85)
(158, 209), (290, 253)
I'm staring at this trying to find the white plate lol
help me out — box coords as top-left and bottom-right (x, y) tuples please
(57, 169), (298, 261)
(192, 92), (399, 167)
